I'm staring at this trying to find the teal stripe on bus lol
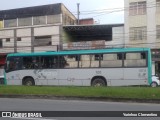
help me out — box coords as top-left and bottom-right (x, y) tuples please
(7, 48), (151, 57)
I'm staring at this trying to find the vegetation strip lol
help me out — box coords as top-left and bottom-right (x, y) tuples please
(0, 86), (160, 100)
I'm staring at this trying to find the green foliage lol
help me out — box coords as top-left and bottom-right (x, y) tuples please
(0, 86), (160, 99)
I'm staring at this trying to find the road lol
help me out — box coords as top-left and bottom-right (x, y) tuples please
(0, 98), (160, 120)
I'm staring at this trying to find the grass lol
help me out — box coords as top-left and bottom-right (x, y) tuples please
(0, 86), (160, 99)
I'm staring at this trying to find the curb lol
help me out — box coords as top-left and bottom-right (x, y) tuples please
(0, 94), (160, 104)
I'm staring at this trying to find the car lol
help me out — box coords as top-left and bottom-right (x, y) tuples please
(0, 75), (4, 85)
(151, 75), (160, 87)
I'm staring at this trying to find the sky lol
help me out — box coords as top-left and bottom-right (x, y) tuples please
(0, 0), (124, 24)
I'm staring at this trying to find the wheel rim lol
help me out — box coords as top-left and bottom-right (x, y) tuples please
(94, 82), (104, 87)
(151, 82), (157, 87)
(26, 81), (33, 86)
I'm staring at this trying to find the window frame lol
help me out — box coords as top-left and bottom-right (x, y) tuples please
(129, 1), (146, 16)
(130, 27), (147, 40)
(157, 25), (160, 39)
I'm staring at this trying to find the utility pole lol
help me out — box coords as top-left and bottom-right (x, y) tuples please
(31, 27), (34, 52)
(77, 3), (80, 25)
(14, 29), (17, 53)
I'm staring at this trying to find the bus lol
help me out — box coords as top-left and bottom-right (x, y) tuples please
(3, 47), (158, 87)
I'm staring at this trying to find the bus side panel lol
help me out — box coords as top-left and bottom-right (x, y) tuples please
(58, 69), (87, 86)
(122, 68), (148, 86)
(6, 68), (148, 86)
(58, 68), (124, 86)
(6, 70), (22, 85)
(58, 68), (148, 86)
(6, 69), (59, 85)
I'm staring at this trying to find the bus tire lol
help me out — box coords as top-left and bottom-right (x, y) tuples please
(91, 77), (106, 87)
(150, 82), (158, 87)
(23, 77), (35, 86)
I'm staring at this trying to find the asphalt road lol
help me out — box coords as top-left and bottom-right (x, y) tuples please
(0, 98), (160, 120)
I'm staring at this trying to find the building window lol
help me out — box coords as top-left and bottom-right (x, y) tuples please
(17, 37), (21, 41)
(47, 15), (61, 24)
(129, 1), (146, 15)
(157, 0), (160, 13)
(6, 38), (10, 42)
(95, 54), (103, 61)
(18, 17), (32, 26)
(0, 39), (2, 47)
(33, 16), (46, 25)
(34, 36), (51, 46)
(130, 27), (147, 40)
(157, 25), (160, 39)
(4, 19), (17, 28)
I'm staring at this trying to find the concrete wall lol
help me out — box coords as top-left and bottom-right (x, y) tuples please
(105, 26), (125, 48)
(0, 69), (3, 76)
(124, 0), (160, 48)
(0, 25), (60, 53)
(147, 0), (156, 48)
(61, 4), (77, 25)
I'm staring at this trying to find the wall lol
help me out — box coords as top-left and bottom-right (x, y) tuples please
(61, 4), (77, 25)
(0, 21), (3, 28)
(0, 25), (60, 53)
(105, 26), (125, 48)
(124, 0), (159, 48)
(79, 18), (94, 25)
(147, 0), (157, 48)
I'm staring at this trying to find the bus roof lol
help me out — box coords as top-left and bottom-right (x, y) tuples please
(7, 47), (150, 57)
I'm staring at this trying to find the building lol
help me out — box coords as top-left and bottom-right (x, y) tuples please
(124, 0), (160, 75)
(63, 24), (124, 50)
(0, 3), (77, 54)
(79, 18), (94, 25)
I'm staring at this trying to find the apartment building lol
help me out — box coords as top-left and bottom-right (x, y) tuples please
(0, 3), (76, 53)
(124, 0), (160, 74)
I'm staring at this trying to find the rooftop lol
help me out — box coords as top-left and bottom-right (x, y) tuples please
(0, 3), (64, 20)
(63, 24), (124, 41)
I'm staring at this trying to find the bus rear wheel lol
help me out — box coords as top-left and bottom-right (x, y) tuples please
(151, 82), (158, 87)
(23, 77), (35, 86)
(91, 78), (106, 87)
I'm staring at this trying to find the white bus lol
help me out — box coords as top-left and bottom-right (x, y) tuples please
(3, 48), (158, 87)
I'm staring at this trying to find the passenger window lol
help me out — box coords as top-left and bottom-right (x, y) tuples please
(79, 54), (100, 68)
(124, 52), (146, 67)
(40, 56), (58, 69)
(101, 53), (122, 67)
(63, 55), (79, 68)
(23, 56), (58, 69)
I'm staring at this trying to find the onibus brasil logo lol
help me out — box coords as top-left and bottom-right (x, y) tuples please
(1, 112), (42, 118)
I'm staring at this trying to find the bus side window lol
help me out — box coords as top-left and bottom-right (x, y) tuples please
(124, 52), (146, 67)
(51, 56), (58, 68)
(23, 57), (33, 69)
(63, 55), (78, 68)
(79, 55), (90, 68)
(101, 53), (122, 67)
(59, 56), (67, 68)
(40, 56), (58, 69)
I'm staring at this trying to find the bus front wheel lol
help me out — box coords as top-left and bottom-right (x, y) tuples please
(91, 77), (106, 87)
(23, 77), (35, 86)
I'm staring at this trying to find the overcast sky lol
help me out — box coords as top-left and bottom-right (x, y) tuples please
(0, 0), (124, 24)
